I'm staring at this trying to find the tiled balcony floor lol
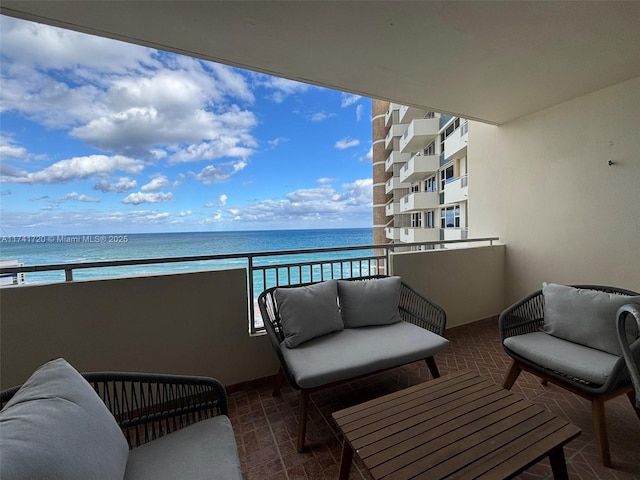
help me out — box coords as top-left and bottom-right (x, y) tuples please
(227, 318), (640, 480)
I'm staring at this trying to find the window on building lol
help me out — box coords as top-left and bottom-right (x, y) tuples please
(411, 183), (420, 193)
(440, 165), (454, 190)
(426, 210), (435, 228)
(424, 141), (436, 156)
(425, 176), (437, 192)
(440, 205), (461, 228)
(411, 212), (422, 228)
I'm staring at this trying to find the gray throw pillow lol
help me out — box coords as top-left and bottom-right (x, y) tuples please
(0, 358), (129, 480)
(542, 282), (640, 355)
(275, 280), (343, 348)
(338, 276), (403, 328)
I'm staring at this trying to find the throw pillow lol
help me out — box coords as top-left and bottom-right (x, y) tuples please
(275, 280), (343, 348)
(542, 282), (640, 355)
(338, 276), (403, 328)
(0, 358), (129, 480)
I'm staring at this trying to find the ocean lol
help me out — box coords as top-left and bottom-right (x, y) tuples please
(0, 228), (374, 285)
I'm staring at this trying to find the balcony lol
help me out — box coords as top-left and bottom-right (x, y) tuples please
(398, 105), (431, 124)
(444, 174), (469, 204)
(399, 191), (439, 212)
(400, 226), (440, 243)
(384, 123), (408, 150)
(2, 241), (638, 479)
(385, 226), (400, 240)
(384, 150), (411, 172)
(385, 200), (401, 216)
(384, 102), (400, 127)
(399, 153), (440, 183)
(399, 117), (440, 153)
(443, 122), (468, 160)
(385, 176), (409, 194)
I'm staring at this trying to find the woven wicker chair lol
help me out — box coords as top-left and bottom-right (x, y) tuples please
(499, 285), (640, 467)
(258, 275), (447, 452)
(1, 371), (228, 449)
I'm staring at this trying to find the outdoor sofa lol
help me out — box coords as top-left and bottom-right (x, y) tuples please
(0, 358), (243, 480)
(258, 275), (449, 451)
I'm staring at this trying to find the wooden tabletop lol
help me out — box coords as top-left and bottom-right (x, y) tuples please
(332, 369), (581, 480)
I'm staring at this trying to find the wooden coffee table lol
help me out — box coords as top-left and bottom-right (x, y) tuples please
(332, 370), (580, 480)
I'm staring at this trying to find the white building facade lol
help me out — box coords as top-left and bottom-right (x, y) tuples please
(379, 102), (469, 246)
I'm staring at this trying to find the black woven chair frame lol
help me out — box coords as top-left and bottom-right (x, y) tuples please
(1, 371), (228, 449)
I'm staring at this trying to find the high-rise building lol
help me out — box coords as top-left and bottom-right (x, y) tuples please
(373, 100), (469, 247)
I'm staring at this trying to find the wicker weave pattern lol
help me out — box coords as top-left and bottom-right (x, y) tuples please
(1, 372), (227, 449)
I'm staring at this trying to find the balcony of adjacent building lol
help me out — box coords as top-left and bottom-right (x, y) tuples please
(398, 105), (434, 124)
(385, 198), (401, 217)
(385, 175), (409, 194)
(384, 150), (411, 173)
(399, 226), (440, 243)
(399, 191), (439, 212)
(384, 102), (401, 127)
(399, 152), (440, 184)
(444, 174), (469, 204)
(399, 117), (440, 153)
(384, 123), (408, 150)
(443, 119), (468, 161)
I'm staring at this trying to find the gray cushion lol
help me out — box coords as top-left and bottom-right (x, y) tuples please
(504, 332), (619, 385)
(124, 415), (242, 480)
(280, 321), (449, 388)
(338, 276), (403, 328)
(0, 358), (129, 480)
(275, 279), (343, 348)
(542, 282), (640, 355)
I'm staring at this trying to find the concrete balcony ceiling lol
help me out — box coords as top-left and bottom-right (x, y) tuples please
(2, 1), (638, 124)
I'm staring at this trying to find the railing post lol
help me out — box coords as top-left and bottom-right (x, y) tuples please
(65, 269), (73, 282)
(248, 255), (255, 334)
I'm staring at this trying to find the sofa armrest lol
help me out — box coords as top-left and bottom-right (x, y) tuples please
(1, 372), (229, 449)
(499, 290), (545, 340)
(82, 372), (228, 448)
(398, 280), (447, 337)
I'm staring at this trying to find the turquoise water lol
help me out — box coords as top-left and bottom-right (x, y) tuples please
(0, 228), (374, 285)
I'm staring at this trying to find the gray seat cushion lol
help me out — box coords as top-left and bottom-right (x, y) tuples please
(124, 415), (242, 480)
(280, 321), (449, 388)
(504, 332), (619, 385)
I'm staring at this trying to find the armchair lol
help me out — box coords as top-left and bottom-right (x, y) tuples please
(499, 284), (640, 467)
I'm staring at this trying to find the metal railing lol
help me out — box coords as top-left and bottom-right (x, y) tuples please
(0, 238), (499, 334)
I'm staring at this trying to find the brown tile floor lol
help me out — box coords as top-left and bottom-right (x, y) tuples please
(227, 318), (640, 480)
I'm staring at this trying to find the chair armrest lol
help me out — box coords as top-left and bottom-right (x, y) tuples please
(398, 281), (447, 337)
(499, 289), (545, 340)
(617, 304), (640, 408)
(83, 372), (227, 448)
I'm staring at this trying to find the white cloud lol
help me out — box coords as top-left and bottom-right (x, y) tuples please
(341, 93), (362, 107)
(141, 175), (169, 192)
(356, 104), (364, 122)
(0, 138), (29, 160)
(335, 138), (360, 150)
(195, 160), (247, 184)
(255, 74), (310, 103)
(57, 192), (100, 203)
(359, 146), (373, 162)
(218, 194), (228, 206)
(0, 155), (144, 184)
(122, 191), (173, 205)
(227, 178), (372, 225)
(94, 177), (137, 193)
(309, 112), (335, 122)
(268, 137), (288, 148)
(179, 210), (192, 217)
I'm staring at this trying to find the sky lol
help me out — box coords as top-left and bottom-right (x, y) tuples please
(0, 16), (374, 236)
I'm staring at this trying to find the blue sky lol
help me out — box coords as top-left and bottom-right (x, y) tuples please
(0, 16), (373, 235)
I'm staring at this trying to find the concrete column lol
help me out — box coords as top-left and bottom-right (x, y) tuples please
(372, 99), (391, 247)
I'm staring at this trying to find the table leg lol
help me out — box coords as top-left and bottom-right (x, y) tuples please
(338, 439), (354, 480)
(548, 447), (569, 480)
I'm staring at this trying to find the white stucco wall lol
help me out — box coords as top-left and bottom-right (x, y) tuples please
(469, 77), (640, 303)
